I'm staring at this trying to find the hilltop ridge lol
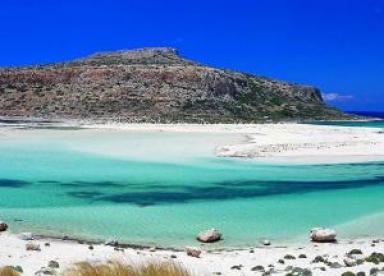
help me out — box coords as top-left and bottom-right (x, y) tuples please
(69, 47), (195, 66)
(0, 48), (350, 123)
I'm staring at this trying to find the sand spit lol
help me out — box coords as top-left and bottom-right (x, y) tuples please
(83, 123), (384, 164)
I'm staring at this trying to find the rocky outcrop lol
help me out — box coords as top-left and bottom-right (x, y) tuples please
(0, 48), (350, 123)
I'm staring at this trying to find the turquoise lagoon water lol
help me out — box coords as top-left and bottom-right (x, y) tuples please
(0, 128), (384, 248)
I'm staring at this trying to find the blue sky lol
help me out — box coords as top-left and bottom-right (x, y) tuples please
(0, 0), (383, 111)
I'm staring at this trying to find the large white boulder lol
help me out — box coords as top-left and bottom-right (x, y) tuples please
(310, 227), (337, 242)
(196, 228), (222, 243)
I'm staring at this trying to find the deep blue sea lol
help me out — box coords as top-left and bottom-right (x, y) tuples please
(350, 111), (384, 119)
(307, 111), (384, 128)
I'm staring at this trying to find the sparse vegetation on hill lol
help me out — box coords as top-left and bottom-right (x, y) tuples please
(0, 47), (350, 122)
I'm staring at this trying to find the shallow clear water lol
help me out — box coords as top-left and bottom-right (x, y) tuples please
(0, 128), (384, 248)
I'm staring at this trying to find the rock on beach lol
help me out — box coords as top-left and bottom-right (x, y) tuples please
(186, 247), (202, 258)
(310, 228), (337, 243)
(25, 242), (41, 251)
(0, 221), (8, 231)
(196, 229), (222, 243)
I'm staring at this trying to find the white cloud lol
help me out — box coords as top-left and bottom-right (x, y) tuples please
(322, 93), (354, 102)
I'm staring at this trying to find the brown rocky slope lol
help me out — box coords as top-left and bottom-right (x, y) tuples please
(0, 47), (350, 123)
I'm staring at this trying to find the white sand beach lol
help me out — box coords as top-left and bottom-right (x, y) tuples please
(83, 123), (384, 164)
(0, 231), (384, 275)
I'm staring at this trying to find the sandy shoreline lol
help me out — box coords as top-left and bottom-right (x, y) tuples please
(1, 231), (384, 275)
(81, 122), (384, 164)
(4, 121), (383, 165)
(2, 119), (384, 165)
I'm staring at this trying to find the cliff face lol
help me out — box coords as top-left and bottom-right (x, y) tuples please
(0, 48), (348, 122)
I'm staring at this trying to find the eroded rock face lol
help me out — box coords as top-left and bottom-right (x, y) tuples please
(196, 229), (222, 243)
(0, 48), (350, 123)
(310, 228), (337, 243)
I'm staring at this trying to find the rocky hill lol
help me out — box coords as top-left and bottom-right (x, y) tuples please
(0, 48), (350, 123)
